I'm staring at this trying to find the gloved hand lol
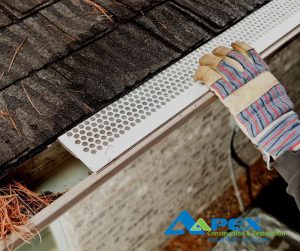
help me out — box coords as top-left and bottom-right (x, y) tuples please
(195, 41), (300, 168)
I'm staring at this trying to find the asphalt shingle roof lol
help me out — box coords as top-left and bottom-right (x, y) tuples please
(0, 0), (270, 176)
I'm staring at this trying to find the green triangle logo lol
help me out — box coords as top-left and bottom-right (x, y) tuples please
(190, 218), (212, 232)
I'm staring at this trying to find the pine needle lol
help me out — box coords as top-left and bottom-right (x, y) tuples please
(0, 111), (9, 118)
(83, 0), (113, 22)
(0, 72), (4, 81)
(7, 37), (28, 74)
(5, 105), (21, 137)
(82, 102), (95, 113)
(0, 37), (27, 83)
(22, 84), (43, 116)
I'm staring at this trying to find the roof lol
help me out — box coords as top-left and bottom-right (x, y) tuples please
(0, 0), (270, 176)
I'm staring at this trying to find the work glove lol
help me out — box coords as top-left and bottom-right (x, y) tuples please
(195, 41), (300, 168)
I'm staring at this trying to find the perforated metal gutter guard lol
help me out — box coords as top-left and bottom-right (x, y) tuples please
(59, 0), (300, 173)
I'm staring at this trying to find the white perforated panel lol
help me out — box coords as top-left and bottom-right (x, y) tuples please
(59, 0), (300, 172)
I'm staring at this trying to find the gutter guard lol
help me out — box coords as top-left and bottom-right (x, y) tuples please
(59, 0), (300, 173)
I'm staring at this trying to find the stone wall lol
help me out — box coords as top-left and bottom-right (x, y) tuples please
(59, 38), (300, 251)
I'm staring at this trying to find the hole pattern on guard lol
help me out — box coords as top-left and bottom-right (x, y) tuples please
(66, 79), (192, 154)
(63, 0), (300, 158)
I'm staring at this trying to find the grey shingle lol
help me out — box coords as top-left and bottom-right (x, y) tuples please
(136, 2), (211, 51)
(52, 23), (180, 108)
(95, 0), (135, 22)
(0, 8), (12, 27)
(226, 0), (270, 16)
(175, 0), (251, 28)
(117, 0), (150, 11)
(2, 68), (88, 152)
(0, 24), (49, 90)
(0, 0), (51, 17)
(22, 14), (74, 58)
(117, 0), (164, 12)
(0, 97), (29, 169)
(0, 15), (72, 90)
(41, 0), (114, 42)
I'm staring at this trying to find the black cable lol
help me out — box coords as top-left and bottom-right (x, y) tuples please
(230, 127), (254, 202)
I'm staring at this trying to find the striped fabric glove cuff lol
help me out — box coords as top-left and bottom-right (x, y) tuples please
(195, 41), (300, 167)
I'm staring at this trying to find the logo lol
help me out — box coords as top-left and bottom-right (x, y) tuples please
(165, 210), (262, 235)
(165, 210), (286, 243)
